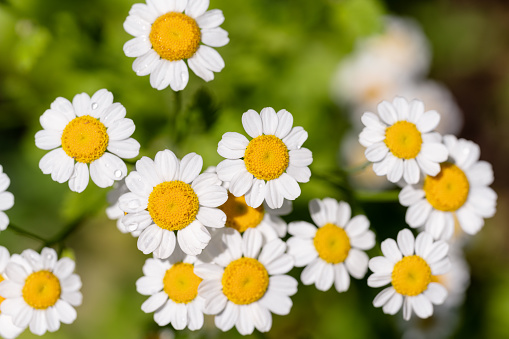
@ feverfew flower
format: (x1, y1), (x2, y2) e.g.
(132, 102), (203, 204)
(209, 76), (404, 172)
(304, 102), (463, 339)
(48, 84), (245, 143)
(0, 166), (14, 232)
(368, 229), (450, 320)
(217, 108), (312, 209)
(195, 228), (297, 335)
(287, 198), (375, 292)
(359, 97), (448, 185)
(119, 150), (228, 257)
(0, 246), (24, 339)
(0, 248), (82, 335)
(124, 0), (229, 91)
(35, 89), (140, 193)
(136, 248), (205, 330)
(219, 192), (291, 242)
(399, 135), (497, 240)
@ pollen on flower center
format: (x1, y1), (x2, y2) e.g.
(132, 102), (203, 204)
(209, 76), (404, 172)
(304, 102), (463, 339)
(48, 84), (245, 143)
(61, 115), (109, 163)
(244, 135), (289, 181)
(163, 263), (202, 304)
(313, 223), (351, 264)
(148, 180), (199, 231)
(22, 270), (61, 309)
(219, 193), (265, 233)
(149, 12), (201, 61)
(424, 163), (470, 212)
(222, 257), (269, 305)
(384, 121), (422, 159)
(392, 255), (431, 296)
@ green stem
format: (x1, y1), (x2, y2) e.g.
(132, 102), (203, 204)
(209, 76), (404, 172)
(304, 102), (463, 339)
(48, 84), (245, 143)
(346, 161), (371, 174)
(6, 224), (48, 243)
(43, 216), (87, 249)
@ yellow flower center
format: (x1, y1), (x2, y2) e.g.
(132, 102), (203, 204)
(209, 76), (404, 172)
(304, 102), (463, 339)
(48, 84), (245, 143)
(222, 257), (269, 305)
(244, 135), (289, 181)
(61, 115), (109, 163)
(219, 193), (265, 233)
(392, 255), (431, 296)
(384, 121), (422, 159)
(424, 163), (470, 212)
(0, 275), (4, 312)
(163, 263), (202, 304)
(148, 180), (199, 231)
(313, 223), (351, 264)
(22, 270), (61, 309)
(149, 12), (201, 61)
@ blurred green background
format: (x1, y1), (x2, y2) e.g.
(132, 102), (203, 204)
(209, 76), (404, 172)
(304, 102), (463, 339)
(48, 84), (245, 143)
(1, 0), (508, 338)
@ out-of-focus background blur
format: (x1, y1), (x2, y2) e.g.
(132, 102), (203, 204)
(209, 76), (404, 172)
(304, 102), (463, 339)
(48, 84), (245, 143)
(0, 0), (508, 338)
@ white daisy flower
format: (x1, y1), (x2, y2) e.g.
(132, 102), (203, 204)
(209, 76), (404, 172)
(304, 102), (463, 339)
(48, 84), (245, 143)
(359, 16), (431, 79)
(195, 228), (297, 335)
(0, 247), (82, 335)
(287, 198), (375, 292)
(399, 135), (497, 240)
(368, 229), (450, 320)
(136, 248), (205, 330)
(0, 165), (14, 232)
(359, 96), (448, 185)
(216, 107), (313, 209)
(119, 149), (228, 258)
(123, 0), (229, 91)
(35, 89), (141, 193)
(0, 246), (24, 339)
(219, 191), (291, 243)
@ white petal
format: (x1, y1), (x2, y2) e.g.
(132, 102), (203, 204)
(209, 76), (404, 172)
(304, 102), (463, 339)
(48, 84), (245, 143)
(414, 231), (434, 258)
(55, 300), (77, 324)
(258, 238), (286, 267)
(196, 9), (224, 29)
(107, 138), (140, 159)
(423, 240), (449, 264)
(123, 14), (151, 37)
(169, 60), (189, 91)
(141, 292), (168, 313)
(188, 54), (214, 81)
(229, 171), (253, 198)
(423, 282), (447, 305)
(90, 153), (127, 187)
(39, 148), (74, 184)
(35, 130), (62, 150)
(405, 199), (432, 227)
(137, 224), (163, 255)
(345, 214), (369, 237)
(411, 294), (433, 319)
(399, 185), (425, 207)
(382, 293), (403, 315)
(132, 50), (161, 76)
(365, 143), (389, 162)
(387, 157), (404, 183)
(316, 264), (334, 291)
(282, 126), (308, 150)
(201, 27), (229, 47)
(333, 263), (350, 292)
(288, 221), (316, 238)
(68, 162), (89, 193)
(124, 36), (151, 57)
(242, 228), (263, 258)
(214, 302), (238, 331)
(275, 109), (294, 139)
(153, 230), (177, 259)
(345, 249), (369, 279)
(403, 159), (420, 184)
(72, 92), (91, 117)
(416, 110), (440, 133)
(373, 286), (396, 308)
(150, 60), (173, 90)
(185, 0), (209, 18)
(259, 290), (293, 315)
(260, 107), (278, 135)
(397, 229), (415, 256)
(381, 238), (402, 263)
(368, 256), (394, 275)
(179, 152), (203, 183)
(300, 258), (323, 285)
(377, 101), (398, 125)
(242, 109), (263, 138)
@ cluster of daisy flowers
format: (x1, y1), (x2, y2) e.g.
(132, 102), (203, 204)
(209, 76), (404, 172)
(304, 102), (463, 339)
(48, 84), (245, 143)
(359, 96), (497, 323)
(0, 0), (499, 338)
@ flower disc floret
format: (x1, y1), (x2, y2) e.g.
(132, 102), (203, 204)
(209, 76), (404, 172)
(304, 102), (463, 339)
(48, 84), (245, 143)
(150, 12), (201, 61)
(220, 193), (265, 232)
(148, 180), (199, 231)
(313, 223), (351, 264)
(222, 257), (269, 305)
(61, 115), (109, 163)
(384, 121), (422, 159)
(22, 271), (61, 309)
(424, 163), (469, 212)
(163, 263), (202, 304)
(244, 135), (289, 181)
(391, 255), (431, 296)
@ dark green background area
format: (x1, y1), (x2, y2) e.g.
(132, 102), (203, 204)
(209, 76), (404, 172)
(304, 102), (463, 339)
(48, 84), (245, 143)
(0, 0), (508, 338)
